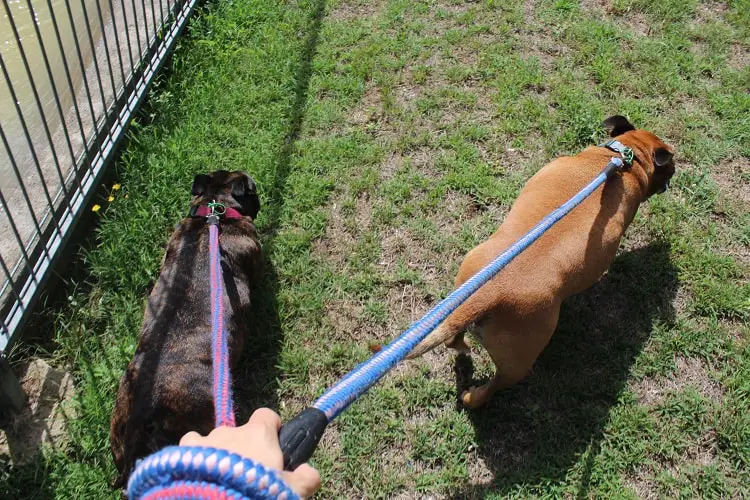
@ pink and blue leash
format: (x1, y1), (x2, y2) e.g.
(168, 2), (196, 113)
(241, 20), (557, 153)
(209, 216), (236, 428)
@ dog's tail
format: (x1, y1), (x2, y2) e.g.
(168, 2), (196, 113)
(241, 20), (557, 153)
(405, 314), (472, 359)
(368, 321), (463, 359)
(370, 312), (475, 359)
(367, 284), (490, 361)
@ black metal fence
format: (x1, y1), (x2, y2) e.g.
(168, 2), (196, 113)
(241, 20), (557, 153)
(0, 0), (198, 408)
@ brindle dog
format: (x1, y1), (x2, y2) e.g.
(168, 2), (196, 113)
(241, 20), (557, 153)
(110, 170), (262, 487)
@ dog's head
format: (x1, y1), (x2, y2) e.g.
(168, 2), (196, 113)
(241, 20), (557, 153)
(602, 115), (676, 198)
(190, 170), (261, 220)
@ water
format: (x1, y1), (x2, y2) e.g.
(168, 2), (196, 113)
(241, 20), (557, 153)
(0, 0), (164, 280)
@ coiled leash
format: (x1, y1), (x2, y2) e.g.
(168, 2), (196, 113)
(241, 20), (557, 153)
(127, 446), (299, 500)
(278, 145), (634, 470)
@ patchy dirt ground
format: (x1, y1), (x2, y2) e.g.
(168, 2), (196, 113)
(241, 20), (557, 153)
(631, 356), (723, 406)
(0, 359), (75, 464)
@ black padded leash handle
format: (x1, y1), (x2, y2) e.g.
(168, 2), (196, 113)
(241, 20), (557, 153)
(279, 407), (328, 471)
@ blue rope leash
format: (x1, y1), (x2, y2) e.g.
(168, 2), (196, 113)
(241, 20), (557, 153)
(314, 162), (619, 419)
(127, 446), (299, 499)
(279, 157), (625, 469)
(128, 155), (627, 498)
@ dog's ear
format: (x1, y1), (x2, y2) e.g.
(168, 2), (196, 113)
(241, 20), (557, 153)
(191, 174), (211, 196)
(231, 173), (255, 198)
(249, 189), (260, 219)
(602, 115), (636, 137)
(653, 147), (673, 168)
(232, 173), (261, 219)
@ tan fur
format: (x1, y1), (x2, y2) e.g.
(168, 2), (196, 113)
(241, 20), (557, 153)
(407, 125), (675, 408)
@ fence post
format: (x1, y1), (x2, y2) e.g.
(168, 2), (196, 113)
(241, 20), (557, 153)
(0, 355), (25, 412)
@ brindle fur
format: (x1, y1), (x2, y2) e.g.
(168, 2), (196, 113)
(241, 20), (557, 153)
(109, 170), (262, 487)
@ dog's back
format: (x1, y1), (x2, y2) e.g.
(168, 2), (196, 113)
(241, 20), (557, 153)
(110, 171), (262, 487)
(457, 127), (674, 311)
(457, 147), (642, 310)
(110, 220), (215, 486)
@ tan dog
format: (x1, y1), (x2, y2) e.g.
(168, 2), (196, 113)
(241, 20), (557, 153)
(407, 116), (675, 408)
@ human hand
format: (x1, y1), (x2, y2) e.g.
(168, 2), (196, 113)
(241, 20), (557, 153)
(180, 408), (321, 498)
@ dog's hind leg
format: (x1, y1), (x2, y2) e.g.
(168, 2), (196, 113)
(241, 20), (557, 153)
(445, 332), (471, 353)
(460, 302), (560, 409)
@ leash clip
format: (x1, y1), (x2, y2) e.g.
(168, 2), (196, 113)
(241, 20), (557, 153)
(600, 139), (634, 168)
(206, 200), (225, 225)
(621, 146), (634, 166)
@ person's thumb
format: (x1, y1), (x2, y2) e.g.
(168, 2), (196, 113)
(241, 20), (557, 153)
(281, 463), (321, 499)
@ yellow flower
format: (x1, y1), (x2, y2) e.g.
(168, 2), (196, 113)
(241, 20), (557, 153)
(92, 204), (101, 213)
(125, 194), (129, 199)
(112, 183), (121, 191)
(107, 195), (115, 202)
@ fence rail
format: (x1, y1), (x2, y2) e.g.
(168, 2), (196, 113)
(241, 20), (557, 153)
(0, 0), (198, 409)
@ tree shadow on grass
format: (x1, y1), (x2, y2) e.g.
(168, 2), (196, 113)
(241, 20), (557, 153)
(231, 0), (327, 420)
(450, 241), (678, 498)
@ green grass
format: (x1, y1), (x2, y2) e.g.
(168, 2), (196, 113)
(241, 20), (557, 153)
(3, 0), (749, 498)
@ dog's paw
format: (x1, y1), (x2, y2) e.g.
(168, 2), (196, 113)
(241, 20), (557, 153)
(460, 388), (472, 405)
(461, 386), (477, 408)
(461, 386), (488, 409)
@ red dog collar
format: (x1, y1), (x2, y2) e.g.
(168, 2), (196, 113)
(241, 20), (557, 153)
(193, 205), (244, 220)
